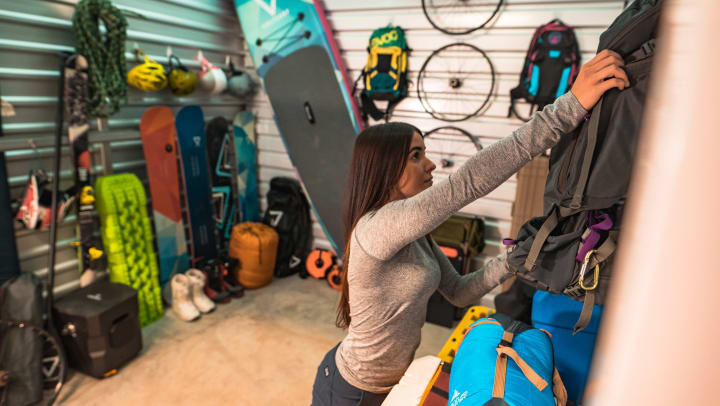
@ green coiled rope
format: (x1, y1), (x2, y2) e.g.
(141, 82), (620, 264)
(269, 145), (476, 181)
(72, 0), (128, 118)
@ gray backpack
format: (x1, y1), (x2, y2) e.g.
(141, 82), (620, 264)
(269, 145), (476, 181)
(506, 0), (664, 333)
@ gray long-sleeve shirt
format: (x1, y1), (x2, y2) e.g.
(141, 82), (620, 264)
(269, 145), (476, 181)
(334, 92), (588, 393)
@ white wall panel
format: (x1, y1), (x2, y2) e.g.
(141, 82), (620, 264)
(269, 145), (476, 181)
(301, 0), (625, 264)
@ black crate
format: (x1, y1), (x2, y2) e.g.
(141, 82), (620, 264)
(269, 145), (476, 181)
(53, 281), (142, 378)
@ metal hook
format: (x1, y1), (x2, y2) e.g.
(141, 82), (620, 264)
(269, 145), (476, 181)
(579, 250), (600, 291)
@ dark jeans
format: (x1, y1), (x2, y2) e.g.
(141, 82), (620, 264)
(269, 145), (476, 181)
(311, 343), (388, 406)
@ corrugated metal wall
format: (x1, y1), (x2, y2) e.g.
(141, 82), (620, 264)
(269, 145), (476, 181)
(0, 0), (247, 296)
(1, 0), (625, 297)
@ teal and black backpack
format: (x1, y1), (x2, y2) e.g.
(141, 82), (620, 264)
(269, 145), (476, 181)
(353, 26), (409, 122)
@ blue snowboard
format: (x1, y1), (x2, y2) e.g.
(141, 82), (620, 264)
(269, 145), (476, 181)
(176, 106), (217, 266)
(233, 111), (259, 223)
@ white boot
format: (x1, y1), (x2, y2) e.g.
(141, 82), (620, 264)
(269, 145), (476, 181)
(171, 274), (200, 322)
(186, 269), (216, 314)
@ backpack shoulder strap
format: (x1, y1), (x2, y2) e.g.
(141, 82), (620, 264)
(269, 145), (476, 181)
(360, 92), (386, 121)
(570, 98), (603, 211)
(552, 368), (568, 406)
(489, 329), (549, 403)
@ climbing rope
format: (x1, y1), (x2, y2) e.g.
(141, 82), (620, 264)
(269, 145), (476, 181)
(72, 0), (128, 118)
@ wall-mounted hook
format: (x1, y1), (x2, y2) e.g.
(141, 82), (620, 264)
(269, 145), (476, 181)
(132, 42), (142, 61)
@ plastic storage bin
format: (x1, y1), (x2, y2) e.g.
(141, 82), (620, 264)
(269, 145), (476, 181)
(531, 290), (603, 405)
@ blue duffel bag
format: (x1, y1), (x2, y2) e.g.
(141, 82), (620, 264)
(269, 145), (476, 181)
(448, 313), (566, 406)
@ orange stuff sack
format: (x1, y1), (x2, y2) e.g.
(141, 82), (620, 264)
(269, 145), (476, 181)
(229, 222), (279, 289)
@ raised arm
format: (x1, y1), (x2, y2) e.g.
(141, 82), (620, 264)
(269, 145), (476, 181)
(354, 92), (587, 260)
(353, 48), (630, 261)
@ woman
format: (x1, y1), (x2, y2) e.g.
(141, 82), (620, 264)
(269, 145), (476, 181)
(311, 50), (630, 406)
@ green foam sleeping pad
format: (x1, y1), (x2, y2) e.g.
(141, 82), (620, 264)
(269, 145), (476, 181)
(95, 173), (163, 327)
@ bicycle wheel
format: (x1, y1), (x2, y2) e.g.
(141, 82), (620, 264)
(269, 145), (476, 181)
(0, 320), (66, 406)
(417, 43), (496, 122)
(422, 0), (504, 35)
(423, 126), (482, 169)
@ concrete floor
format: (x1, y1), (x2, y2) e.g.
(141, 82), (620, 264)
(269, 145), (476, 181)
(57, 276), (456, 405)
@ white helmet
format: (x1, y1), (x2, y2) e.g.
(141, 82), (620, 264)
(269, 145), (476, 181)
(198, 55), (227, 95)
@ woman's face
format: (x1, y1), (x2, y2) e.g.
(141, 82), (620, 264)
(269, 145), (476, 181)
(393, 131), (437, 199)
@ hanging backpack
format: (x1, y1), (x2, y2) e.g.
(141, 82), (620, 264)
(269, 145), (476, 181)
(354, 26), (409, 122)
(261, 177), (312, 278)
(508, 20), (581, 121)
(449, 313), (567, 406)
(505, 0), (664, 333)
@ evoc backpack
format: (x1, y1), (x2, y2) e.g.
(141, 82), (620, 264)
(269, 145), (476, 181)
(509, 20), (580, 121)
(505, 0), (664, 333)
(354, 26), (409, 122)
(262, 177), (312, 277)
(449, 314), (567, 406)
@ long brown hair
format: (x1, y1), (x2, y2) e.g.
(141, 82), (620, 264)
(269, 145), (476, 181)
(336, 122), (421, 328)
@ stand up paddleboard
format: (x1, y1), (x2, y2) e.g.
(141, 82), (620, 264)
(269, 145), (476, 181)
(235, 0), (363, 253)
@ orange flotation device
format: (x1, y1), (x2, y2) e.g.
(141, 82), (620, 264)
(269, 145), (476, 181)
(306, 249), (334, 279)
(229, 222), (278, 289)
(326, 264), (342, 291)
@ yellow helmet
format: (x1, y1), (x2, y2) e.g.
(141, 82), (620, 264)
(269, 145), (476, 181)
(167, 55), (198, 96)
(128, 50), (168, 91)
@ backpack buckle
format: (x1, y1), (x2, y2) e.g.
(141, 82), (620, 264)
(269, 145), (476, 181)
(579, 250), (599, 291)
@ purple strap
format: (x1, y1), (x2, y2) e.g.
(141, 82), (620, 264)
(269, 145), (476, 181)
(576, 211), (613, 262)
(503, 239), (518, 246)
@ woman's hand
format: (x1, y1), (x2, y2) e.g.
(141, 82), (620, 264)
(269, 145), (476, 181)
(570, 49), (631, 111)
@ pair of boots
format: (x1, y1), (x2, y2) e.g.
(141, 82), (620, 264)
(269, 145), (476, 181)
(202, 258), (245, 304)
(171, 269), (216, 322)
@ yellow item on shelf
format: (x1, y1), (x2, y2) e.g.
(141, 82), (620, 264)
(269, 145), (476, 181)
(437, 305), (494, 364)
(229, 222), (278, 289)
(127, 50), (168, 91)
